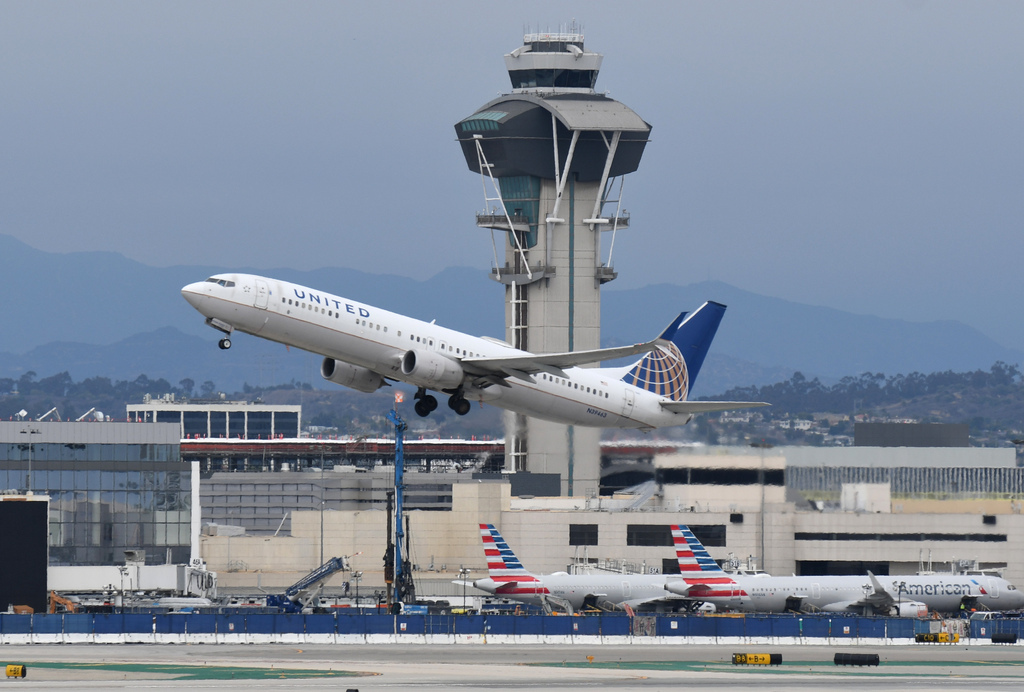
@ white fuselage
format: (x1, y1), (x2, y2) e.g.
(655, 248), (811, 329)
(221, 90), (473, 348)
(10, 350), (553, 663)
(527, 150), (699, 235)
(182, 273), (692, 429)
(688, 573), (1024, 614)
(474, 573), (688, 610)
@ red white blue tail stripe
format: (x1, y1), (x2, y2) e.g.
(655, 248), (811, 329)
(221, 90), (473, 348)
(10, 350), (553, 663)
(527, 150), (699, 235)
(480, 523), (548, 596)
(670, 524), (747, 599)
(672, 524), (724, 573)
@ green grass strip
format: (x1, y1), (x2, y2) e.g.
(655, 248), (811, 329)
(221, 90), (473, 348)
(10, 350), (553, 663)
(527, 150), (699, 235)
(22, 661), (362, 680)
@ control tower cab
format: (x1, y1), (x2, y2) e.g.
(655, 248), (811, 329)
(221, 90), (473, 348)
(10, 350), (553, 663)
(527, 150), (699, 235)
(455, 31), (651, 496)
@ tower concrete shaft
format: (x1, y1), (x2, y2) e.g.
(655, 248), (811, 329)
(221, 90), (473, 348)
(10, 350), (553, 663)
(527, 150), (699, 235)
(456, 30), (651, 496)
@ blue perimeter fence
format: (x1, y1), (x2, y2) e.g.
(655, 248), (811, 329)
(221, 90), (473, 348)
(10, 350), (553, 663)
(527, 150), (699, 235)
(0, 613), (1017, 639)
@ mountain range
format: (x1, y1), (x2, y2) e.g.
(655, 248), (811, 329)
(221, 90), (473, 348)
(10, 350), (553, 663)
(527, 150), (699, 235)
(1, 234), (1020, 397)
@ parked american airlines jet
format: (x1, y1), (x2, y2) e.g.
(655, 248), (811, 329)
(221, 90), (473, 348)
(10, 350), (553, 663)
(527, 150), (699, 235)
(462, 523), (687, 613)
(666, 524), (1024, 616)
(181, 274), (765, 428)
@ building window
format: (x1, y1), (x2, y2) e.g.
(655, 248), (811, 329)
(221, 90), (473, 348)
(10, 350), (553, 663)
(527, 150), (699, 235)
(626, 524), (672, 547)
(569, 524), (598, 546)
(690, 525), (727, 547)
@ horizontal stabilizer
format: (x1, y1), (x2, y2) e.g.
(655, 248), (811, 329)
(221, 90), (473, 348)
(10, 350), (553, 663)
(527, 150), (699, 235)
(660, 401), (770, 414)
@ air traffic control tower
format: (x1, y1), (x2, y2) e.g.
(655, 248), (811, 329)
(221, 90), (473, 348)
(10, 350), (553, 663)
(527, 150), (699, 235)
(455, 31), (651, 496)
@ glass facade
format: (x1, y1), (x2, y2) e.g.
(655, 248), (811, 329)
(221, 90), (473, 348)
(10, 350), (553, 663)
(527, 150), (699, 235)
(127, 402), (301, 439)
(0, 426), (189, 566)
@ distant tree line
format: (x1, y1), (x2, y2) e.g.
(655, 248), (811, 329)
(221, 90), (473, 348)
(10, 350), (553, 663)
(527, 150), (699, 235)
(0, 371), (322, 421)
(713, 361), (1022, 416)
(0, 371), (179, 401)
(3, 362), (1022, 431)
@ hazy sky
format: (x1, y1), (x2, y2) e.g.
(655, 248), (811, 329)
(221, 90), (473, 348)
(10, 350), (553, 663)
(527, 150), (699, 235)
(3, 2), (1023, 348)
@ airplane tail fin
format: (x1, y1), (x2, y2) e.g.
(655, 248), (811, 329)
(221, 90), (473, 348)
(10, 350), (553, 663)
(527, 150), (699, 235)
(671, 524), (727, 574)
(620, 302), (726, 401)
(480, 523), (534, 579)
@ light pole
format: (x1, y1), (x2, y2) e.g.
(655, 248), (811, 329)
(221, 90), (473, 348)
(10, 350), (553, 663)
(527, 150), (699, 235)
(352, 571), (362, 605)
(319, 453), (325, 566)
(750, 441), (773, 572)
(458, 567), (470, 611)
(20, 427), (40, 495)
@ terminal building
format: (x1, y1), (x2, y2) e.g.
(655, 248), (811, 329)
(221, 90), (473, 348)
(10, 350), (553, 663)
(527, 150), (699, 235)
(0, 420), (194, 566)
(199, 441), (1024, 595)
(127, 394), (301, 440)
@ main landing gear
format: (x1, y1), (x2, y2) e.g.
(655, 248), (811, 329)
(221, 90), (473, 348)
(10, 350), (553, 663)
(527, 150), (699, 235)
(448, 394), (471, 416)
(218, 338), (232, 350)
(413, 388), (471, 417)
(414, 389), (438, 417)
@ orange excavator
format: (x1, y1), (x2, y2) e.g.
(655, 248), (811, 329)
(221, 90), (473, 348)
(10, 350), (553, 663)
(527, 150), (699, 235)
(48, 591), (79, 614)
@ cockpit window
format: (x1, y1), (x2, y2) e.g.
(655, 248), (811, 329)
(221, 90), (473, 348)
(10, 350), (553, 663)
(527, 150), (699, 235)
(204, 278), (235, 287)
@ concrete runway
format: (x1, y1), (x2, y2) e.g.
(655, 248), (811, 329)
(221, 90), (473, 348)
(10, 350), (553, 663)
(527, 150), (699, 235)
(4, 643), (1024, 690)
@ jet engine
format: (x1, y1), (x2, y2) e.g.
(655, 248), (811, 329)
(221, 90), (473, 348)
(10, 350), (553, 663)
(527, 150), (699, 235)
(320, 358), (387, 393)
(892, 600), (928, 618)
(400, 349), (464, 390)
(663, 581), (693, 597)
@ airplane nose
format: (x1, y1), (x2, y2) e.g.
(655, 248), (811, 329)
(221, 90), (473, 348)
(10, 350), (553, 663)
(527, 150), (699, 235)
(181, 282), (207, 310)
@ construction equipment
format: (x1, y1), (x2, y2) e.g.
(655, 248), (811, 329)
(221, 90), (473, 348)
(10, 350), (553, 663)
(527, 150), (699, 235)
(48, 591), (79, 614)
(266, 555), (349, 613)
(385, 407), (416, 611)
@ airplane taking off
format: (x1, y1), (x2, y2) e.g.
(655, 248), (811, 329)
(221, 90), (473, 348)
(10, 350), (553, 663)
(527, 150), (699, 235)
(666, 525), (1024, 616)
(181, 274), (766, 429)
(462, 523), (689, 613)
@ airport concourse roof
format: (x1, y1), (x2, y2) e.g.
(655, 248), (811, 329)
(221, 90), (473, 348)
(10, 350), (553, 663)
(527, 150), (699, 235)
(647, 444), (1017, 469)
(781, 445), (1017, 469)
(478, 93), (651, 132)
(0, 420), (180, 445)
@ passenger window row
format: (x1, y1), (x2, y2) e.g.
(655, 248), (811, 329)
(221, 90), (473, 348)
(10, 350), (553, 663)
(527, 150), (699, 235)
(540, 373), (610, 399)
(281, 292), (488, 359)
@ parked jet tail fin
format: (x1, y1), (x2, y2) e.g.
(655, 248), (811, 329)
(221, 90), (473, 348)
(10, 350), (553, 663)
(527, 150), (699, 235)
(480, 523), (534, 579)
(671, 524), (727, 574)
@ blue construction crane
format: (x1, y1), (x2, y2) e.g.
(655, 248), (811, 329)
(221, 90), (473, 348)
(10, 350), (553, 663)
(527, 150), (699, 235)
(386, 406), (416, 609)
(266, 555), (349, 613)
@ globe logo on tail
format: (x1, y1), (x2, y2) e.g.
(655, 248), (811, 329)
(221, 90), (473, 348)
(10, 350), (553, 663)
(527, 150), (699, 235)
(623, 342), (689, 401)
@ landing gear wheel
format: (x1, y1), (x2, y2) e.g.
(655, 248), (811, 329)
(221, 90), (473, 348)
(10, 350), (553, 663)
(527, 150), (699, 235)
(414, 400), (430, 417)
(423, 395), (438, 412)
(218, 338), (232, 350)
(450, 395), (473, 415)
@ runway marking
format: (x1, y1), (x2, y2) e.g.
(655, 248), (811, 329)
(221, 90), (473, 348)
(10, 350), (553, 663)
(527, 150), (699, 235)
(26, 662), (369, 680)
(534, 660), (1024, 678)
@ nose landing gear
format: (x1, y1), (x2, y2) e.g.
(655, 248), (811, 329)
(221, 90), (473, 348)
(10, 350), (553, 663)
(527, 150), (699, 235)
(218, 338), (232, 350)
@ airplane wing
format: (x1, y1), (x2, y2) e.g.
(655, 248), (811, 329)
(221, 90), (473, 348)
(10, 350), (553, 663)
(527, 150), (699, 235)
(820, 573), (896, 614)
(856, 572), (897, 611)
(660, 401), (770, 414)
(461, 339), (665, 382)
